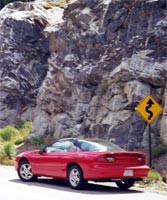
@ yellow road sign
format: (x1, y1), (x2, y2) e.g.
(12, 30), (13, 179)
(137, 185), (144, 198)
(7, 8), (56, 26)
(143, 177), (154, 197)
(135, 95), (163, 124)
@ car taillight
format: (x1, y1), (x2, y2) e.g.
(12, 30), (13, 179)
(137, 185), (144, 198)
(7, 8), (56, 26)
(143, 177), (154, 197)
(96, 155), (116, 163)
(106, 157), (115, 162)
(137, 157), (145, 164)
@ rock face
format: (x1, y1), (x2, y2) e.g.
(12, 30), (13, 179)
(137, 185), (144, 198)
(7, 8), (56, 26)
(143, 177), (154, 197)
(0, 0), (64, 126)
(0, 0), (167, 150)
(0, 1), (49, 126)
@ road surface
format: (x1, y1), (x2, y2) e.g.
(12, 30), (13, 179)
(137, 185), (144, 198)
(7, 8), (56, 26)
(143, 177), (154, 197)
(0, 165), (166, 200)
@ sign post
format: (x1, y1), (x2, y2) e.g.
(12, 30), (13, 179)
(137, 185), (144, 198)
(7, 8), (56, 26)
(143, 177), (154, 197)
(148, 124), (152, 168)
(135, 94), (163, 168)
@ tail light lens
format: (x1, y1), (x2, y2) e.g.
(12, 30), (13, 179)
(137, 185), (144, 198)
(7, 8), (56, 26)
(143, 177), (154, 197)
(96, 155), (116, 163)
(106, 157), (115, 162)
(137, 157), (145, 164)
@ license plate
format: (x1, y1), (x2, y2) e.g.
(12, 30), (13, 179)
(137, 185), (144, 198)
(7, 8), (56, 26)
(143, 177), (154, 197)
(123, 169), (134, 176)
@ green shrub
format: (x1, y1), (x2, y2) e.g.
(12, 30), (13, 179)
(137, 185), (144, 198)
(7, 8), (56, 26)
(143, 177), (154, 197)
(0, 151), (8, 164)
(0, 122), (33, 165)
(152, 143), (167, 158)
(144, 169), (162, 183)
(19, 121), (32, 137)
(21, 121), (32, 130)
(14, 137), (24, 145)
(0, 126), (19, 141)
(3, 142), (16, 160)
(0, 151), (14, 165)
(30, 134), (45, 148)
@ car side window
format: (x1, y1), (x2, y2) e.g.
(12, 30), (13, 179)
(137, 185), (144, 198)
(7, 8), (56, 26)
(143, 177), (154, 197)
(45, 141), (71, 152)
(80, 142), (92, 151)
(80, 141), (104, 151)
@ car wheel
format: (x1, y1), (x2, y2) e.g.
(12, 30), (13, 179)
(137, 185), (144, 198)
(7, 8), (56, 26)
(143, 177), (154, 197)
(68, 165), (86, 189)
(18, 160), (37, 182)
(116, 179), (135, 190)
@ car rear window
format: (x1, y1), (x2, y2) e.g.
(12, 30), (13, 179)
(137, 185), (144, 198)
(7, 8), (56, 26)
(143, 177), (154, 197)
(79, 140), (125, 152)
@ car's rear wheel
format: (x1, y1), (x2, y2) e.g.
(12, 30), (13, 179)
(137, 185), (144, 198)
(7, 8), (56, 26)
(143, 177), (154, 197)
(18, 160), (37, 182)
(67, 165), (86, 189)
(116, 179), (135, 190)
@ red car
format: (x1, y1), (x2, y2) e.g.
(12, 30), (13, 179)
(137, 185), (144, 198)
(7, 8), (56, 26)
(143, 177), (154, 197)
(14, 138), (150, 190)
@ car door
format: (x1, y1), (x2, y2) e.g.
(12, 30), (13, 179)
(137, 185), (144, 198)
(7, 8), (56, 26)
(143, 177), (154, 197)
(31, 140), (72, 178)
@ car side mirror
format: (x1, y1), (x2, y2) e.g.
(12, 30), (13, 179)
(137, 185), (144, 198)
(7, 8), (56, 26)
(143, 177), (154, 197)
(39, 148), (45, 154)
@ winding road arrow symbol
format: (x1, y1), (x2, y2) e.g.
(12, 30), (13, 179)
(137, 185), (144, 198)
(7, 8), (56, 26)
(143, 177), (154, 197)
(145, 99), (154, 120)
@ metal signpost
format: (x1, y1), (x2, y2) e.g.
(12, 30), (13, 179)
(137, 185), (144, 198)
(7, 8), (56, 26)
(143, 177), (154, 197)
(135, 95), (163, 168)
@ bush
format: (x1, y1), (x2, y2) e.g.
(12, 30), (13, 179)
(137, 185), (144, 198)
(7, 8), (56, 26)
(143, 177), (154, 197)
(19, 121), (32, 137)
(0, 122), (33, 165)
(0, 151), (14, 165)
(30, 134), (45, 148)
(0, 152), (9, 165)
(21, 121), (32, 130)
(0, 126), (19, 141)
(14, 137), (24, 145)
(3, 142), (16, 160)
(144, 169), (162, 183)
(152, 143), (167, 158)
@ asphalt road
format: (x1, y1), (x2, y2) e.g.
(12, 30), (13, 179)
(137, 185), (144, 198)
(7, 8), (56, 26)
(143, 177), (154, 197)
(0, 165), (166, 200)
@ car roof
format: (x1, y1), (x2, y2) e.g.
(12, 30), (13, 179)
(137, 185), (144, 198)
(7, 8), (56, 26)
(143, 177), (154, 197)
(58, 137), (104, 141)
(59, 137), (109, 143)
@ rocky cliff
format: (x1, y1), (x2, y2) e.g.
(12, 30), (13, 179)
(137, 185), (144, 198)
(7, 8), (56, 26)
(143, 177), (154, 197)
(0, 0), (167, 151)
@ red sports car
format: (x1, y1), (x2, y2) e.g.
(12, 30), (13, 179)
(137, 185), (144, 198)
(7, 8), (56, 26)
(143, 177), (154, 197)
(14, 138), (150, 190)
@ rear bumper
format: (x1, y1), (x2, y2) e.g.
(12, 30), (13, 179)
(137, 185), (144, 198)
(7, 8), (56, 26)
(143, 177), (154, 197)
(84, 165), (150, 180)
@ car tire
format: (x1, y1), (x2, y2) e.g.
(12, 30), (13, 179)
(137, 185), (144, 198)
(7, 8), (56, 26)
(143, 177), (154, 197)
(116, 179), (135, 190)
(18, 160), (37, 182)
(67, 165), (86, 189)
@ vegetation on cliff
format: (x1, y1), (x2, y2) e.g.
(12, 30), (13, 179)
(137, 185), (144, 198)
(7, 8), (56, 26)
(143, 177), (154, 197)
(0, 121), (32, 165)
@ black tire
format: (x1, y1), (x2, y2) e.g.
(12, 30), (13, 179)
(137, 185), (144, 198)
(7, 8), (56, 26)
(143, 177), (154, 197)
(116, 179), (135, 190)
(18, 160), (37, 182)
(67, 165), (86, 189)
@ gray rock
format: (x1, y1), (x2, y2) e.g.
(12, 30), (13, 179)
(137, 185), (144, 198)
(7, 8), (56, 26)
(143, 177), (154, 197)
(0, 1), (63, 127)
